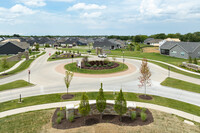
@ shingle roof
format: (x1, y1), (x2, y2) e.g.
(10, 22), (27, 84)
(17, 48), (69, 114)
(0, 41), (30, 49)
(160, 41), (200, 53)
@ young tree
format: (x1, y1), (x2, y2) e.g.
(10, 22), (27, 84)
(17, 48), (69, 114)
(64, 70), (74, 94)
(138, 58), (151, 96)
(35, 43), (39, 51)
(96, 83), (106, 121)
(193, 58), (198, 65)
(189, 56), (192, 63)
(114, 89), (127, 121)
(29, 49), (32, 55)
(1, 58), (9, 74)
(78, 92), (91, 124)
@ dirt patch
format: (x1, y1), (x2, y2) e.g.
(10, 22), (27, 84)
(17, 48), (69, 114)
(61, 94), (74, 100)
(52, 108), (154, 130)
(139, 95), (153, 100)
(142, 47), (160, 53)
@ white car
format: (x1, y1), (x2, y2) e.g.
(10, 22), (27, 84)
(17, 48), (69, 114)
(98, 54), (107, 58)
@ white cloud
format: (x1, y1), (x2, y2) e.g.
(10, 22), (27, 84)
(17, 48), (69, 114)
(19, 0), (46, 7)
(10, 4), (36, 14)
(81, 12), (102, 18)
(50, 0), (75, 2)
(67, 3), (106, 11)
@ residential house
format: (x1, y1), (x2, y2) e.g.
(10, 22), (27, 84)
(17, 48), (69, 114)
(93, 38), (123, 50)
(160, 41), (200, 59)
(0, 41), (30, 55)
(159, 38), (181, 47)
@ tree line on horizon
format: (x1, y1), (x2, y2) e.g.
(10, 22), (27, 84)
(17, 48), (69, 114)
(0, 32), (200, 43)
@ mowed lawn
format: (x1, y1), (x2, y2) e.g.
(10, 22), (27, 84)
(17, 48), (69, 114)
(0, 80), (33, 91)
(161, 77), (200, 93)
(0, 60), (19, 72)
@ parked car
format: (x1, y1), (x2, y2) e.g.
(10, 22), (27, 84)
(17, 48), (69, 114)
(98, 54), (107, 58)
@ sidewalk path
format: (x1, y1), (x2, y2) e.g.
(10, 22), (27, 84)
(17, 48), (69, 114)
(0, 51), (43, 75)
(125, 56), (200, 76)
(0, 100), (199, 123)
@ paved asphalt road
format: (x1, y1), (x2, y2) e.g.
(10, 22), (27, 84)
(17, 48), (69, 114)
(0, 48), (200, 106)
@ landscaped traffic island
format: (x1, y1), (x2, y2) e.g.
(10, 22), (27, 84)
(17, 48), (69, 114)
(64, 57), (128, 74)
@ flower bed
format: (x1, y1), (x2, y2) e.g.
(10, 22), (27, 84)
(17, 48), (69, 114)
(82, 61), (119, 70)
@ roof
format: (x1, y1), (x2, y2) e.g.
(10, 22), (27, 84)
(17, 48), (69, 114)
(148, 39), (163, 43)
(0, 41), (30, 49)
(160, 41), (200, 53)
(144, 38), (154, 43)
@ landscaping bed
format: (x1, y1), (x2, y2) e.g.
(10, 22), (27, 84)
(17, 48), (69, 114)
(82, 61), (119, 70)
(52, 107), (153, 129)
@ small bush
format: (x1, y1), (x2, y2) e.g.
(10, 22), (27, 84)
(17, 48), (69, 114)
(86, 63), (91, 67)
(108, 63), (112, 67)
(141, 107), (146, 113)
(60, 112), (64, 119)
(93, 65), (97, 68)
(103, 65), (106, 67)
(60, 107), (63, 111)
(56, 117), (62, 124)
(57, 111), (61, 117)
(68, 115), (74, 122)
(140, 112), (147, 121)
(98, 65), (102, 67)
(131, 112), (137, 120)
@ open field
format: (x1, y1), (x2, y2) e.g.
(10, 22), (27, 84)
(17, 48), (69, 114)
(1, 92), (200, 116)
(0, 80), (33, 92)
(142, 47), (160, 53)
(0, 109), (199, 133)
(161, 77), (200, 93)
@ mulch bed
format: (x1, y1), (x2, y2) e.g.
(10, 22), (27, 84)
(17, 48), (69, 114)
(82, 61), (119, 70)
(139, 95), (153, 100)
(61, 94), (74, 100)
(52, 108), (154, 129)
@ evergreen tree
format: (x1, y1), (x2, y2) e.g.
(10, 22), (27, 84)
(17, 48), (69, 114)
(193, 58), (198, 65)
(78, 92), (91, 124)
(96, 83), (106, 121)
(189, 56), (192, 63)
(114, 89), (127, 121)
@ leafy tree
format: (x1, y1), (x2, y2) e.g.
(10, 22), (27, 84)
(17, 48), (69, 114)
(29, 49), (32, 55)
(1, 58), (9, 74)
(188, 56), (192, 63)
(114, 89), (127, 121)
(64, 70), (74, 94)
(78, 92), (91, 124)
(138, 58), (151, 95)
(193, 58), (198, 65)
(96, 83), (106, 120)
(135, 43), (141, 51)
(35, 43), (39, 51)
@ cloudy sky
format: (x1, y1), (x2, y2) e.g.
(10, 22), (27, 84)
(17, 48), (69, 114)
(0, 0), (200, 35)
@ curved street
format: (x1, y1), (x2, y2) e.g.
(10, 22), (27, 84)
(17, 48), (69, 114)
(0, 48), (200, 106)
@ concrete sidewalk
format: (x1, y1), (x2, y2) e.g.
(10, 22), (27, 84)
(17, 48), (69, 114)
(0, 100), (199, 123)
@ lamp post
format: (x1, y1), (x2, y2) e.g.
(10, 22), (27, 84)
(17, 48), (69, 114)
(28, 70), (30, 83)
(168, 66), (170, 77)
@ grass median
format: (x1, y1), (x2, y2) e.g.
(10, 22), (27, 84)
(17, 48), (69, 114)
(161, 77), (200, 93)
(0, 80), (33, 92)
(0, 92), (200, 117)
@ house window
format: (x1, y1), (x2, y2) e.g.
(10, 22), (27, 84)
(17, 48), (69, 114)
(181, 52), (185, 56)
(171, 51), (177, 54)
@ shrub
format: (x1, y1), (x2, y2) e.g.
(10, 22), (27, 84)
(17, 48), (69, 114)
(86, 63), (91, 67)
(103, 65), (106, 67)
(68, 115), (74, 122)
(131, 112), (137, 120)
(108, 63), (112, 67)
(57, 111), (61, 117)
(60, 107), (63, 111)
(93, 65), (97, 68)
(141, 107), (146, 113)
(104, 58), (109, 64)
(56, 117), (62, 124)
(140, 112), (147, 121)
(193, 58), (198, 65)
(98, 65), (102, 67)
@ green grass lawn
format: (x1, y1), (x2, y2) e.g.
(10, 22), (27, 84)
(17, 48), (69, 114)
(0, 80), (33, 92)
(29, 51), (40, 56)
(0, 52), (46, 78)
(161, 77), (200, 93)
(0, 109), (54, 133)
(65, 61), (128, 74)
(0, 92), (200, 117)
(0, 60), (19, 72)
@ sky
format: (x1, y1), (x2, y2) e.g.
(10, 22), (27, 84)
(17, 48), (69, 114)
(0, 0), (200, 36)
